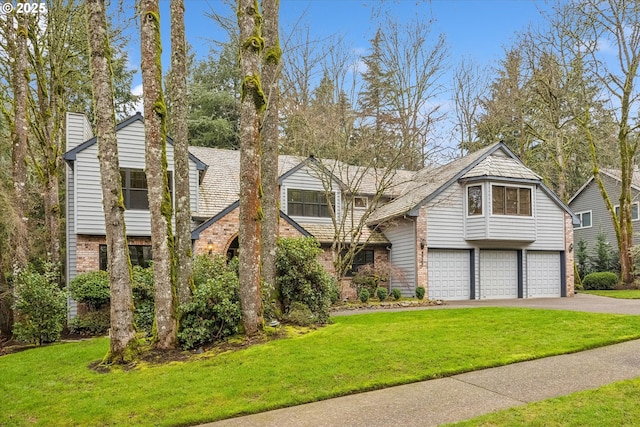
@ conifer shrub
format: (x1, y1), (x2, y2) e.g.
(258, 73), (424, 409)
(376, 286), (388, 301)
(391, 288), (402, 300)
(359, 288), (370, 303)
(415, 286), (426, 300)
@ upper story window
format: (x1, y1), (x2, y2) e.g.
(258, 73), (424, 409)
(575, 211), (592, 229)
(467, 185), (482, 216)
(614, 203), (639, 221)
(353, 196), (368, 209)
(287, 189), (332, 218)
(120, 168), (173, 210)
(492, 185), (531, 216)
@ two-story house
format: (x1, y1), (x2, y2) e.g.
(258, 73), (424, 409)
(64, 113), (577, 314)
(569, 169), (640, 253)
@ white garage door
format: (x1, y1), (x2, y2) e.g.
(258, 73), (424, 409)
(527, 251), (561, 298)
(480, 250), (518, 299)
(428, 250), (470, 300)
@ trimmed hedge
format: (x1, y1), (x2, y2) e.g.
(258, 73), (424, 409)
(582, 271), (618, 290)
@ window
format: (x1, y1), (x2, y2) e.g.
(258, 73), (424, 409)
(120, 168), (173, 210)
(492, 185), (531, 216)
(344, 249), (374, 277)
(287, 189), (332, 217)
(99, 244), (153, 270)
(467, 185), (482, 216)
(575, 211), (592, 229)
(614, 203), (639, 221)
(353, 196), (368, 209)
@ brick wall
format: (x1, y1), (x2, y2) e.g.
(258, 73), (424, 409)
(565, 212), (575, 296)
(415, 206), (428, 291)
(76, 235), (152, 273)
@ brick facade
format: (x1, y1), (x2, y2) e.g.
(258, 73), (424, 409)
(565, 212), (575, 297)
(76, 235), (152, 273)
(415, 207), (428, 290)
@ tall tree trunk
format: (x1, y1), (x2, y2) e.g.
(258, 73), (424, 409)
(260, 0), (280, 308)
(238, 0), (264, 335)
(85, 0), (137, 363)
(11, 8), (29, 274)
(140, 0), (177, 349)
(170, 0), (193, 308)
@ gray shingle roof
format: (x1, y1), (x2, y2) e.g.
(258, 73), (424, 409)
(367, 143), (505, 225)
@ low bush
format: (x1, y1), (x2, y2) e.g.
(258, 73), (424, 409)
(68, 309), (110, 336)
(69, 270), (110, 310)
(276, 237), (337, 323)
(583, 271), (618, 290)
(285, 302), (314, 326)
(359, 288), (370, 303)
(376, 287), (388, 301)
(415, 286), (425, 300)
(178, 268), (241, 350)
(352, 263), (388, 297)
(12, 263), (66, 345)
(391, 288), (402, 300)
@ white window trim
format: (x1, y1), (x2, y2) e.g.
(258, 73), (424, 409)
(489, 183), (534, 217)
(466, 184), (483, 217)
(614, 202), (640, 221)
(575, 210), (593, 229)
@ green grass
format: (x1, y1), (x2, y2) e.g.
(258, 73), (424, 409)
(448, 377), (640, 426)
(3, 308), (640, 426)
(582, 289), (640, 299)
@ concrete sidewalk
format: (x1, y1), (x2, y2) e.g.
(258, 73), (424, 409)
(201, 295), (640, 427)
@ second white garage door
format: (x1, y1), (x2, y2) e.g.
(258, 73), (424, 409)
(428, 249), (470, 300)
(480, 250), (518, 299)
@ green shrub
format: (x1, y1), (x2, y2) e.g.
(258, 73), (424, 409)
(359, 288), (370, 303)
(276, 237), (337, 323)
(12, 263), (66, 345)
(132, 266), (155, 334)
(391, 288), (402, 300)
(415, 286), (425, 300)
(178, 269), (241, 350)
(69, 270), (110, 310)
(583, 271), (618, 290)
(376, 287), (388, 301)
(352, 263), (388, 297)
(68, 309), (110, 336)
(193, 254), (229, 288)
(285, 302), (314, 326)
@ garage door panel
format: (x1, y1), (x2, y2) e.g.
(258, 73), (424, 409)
(480, 250), (517, 299)
(527, 252), (561, 297)
(428, 250), (470, 300)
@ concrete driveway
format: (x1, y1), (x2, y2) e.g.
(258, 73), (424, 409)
(332, 292), (640, 317)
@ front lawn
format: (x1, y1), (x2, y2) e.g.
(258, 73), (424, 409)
(449, 376), (640, 426)
(3, 308), (640, 426)
(582, 289), (640, 299)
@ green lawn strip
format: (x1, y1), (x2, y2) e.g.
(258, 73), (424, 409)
(582, 289), (640, 299)
(447, 377), (640, 427)
(3, 308), (640, 426)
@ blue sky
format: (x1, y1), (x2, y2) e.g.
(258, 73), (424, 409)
(128, 0), (549, 91)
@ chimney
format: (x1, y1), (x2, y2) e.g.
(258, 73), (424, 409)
(65, 112), (93, 152)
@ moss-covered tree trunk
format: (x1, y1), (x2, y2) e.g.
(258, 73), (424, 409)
(85, 0), (137, 363)
(238, 0), (264, 335)
(170, 0), (193, 307)
(11, 8), (29, 274)
(140, 0), (178, 349)
(260, 0), (280, 307)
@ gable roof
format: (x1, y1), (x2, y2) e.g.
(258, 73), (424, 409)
(367, 142), (577, 225)
(190, 200), (311, 240)
(569, 168), (640, 205)
(62, 112), (208, 172)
